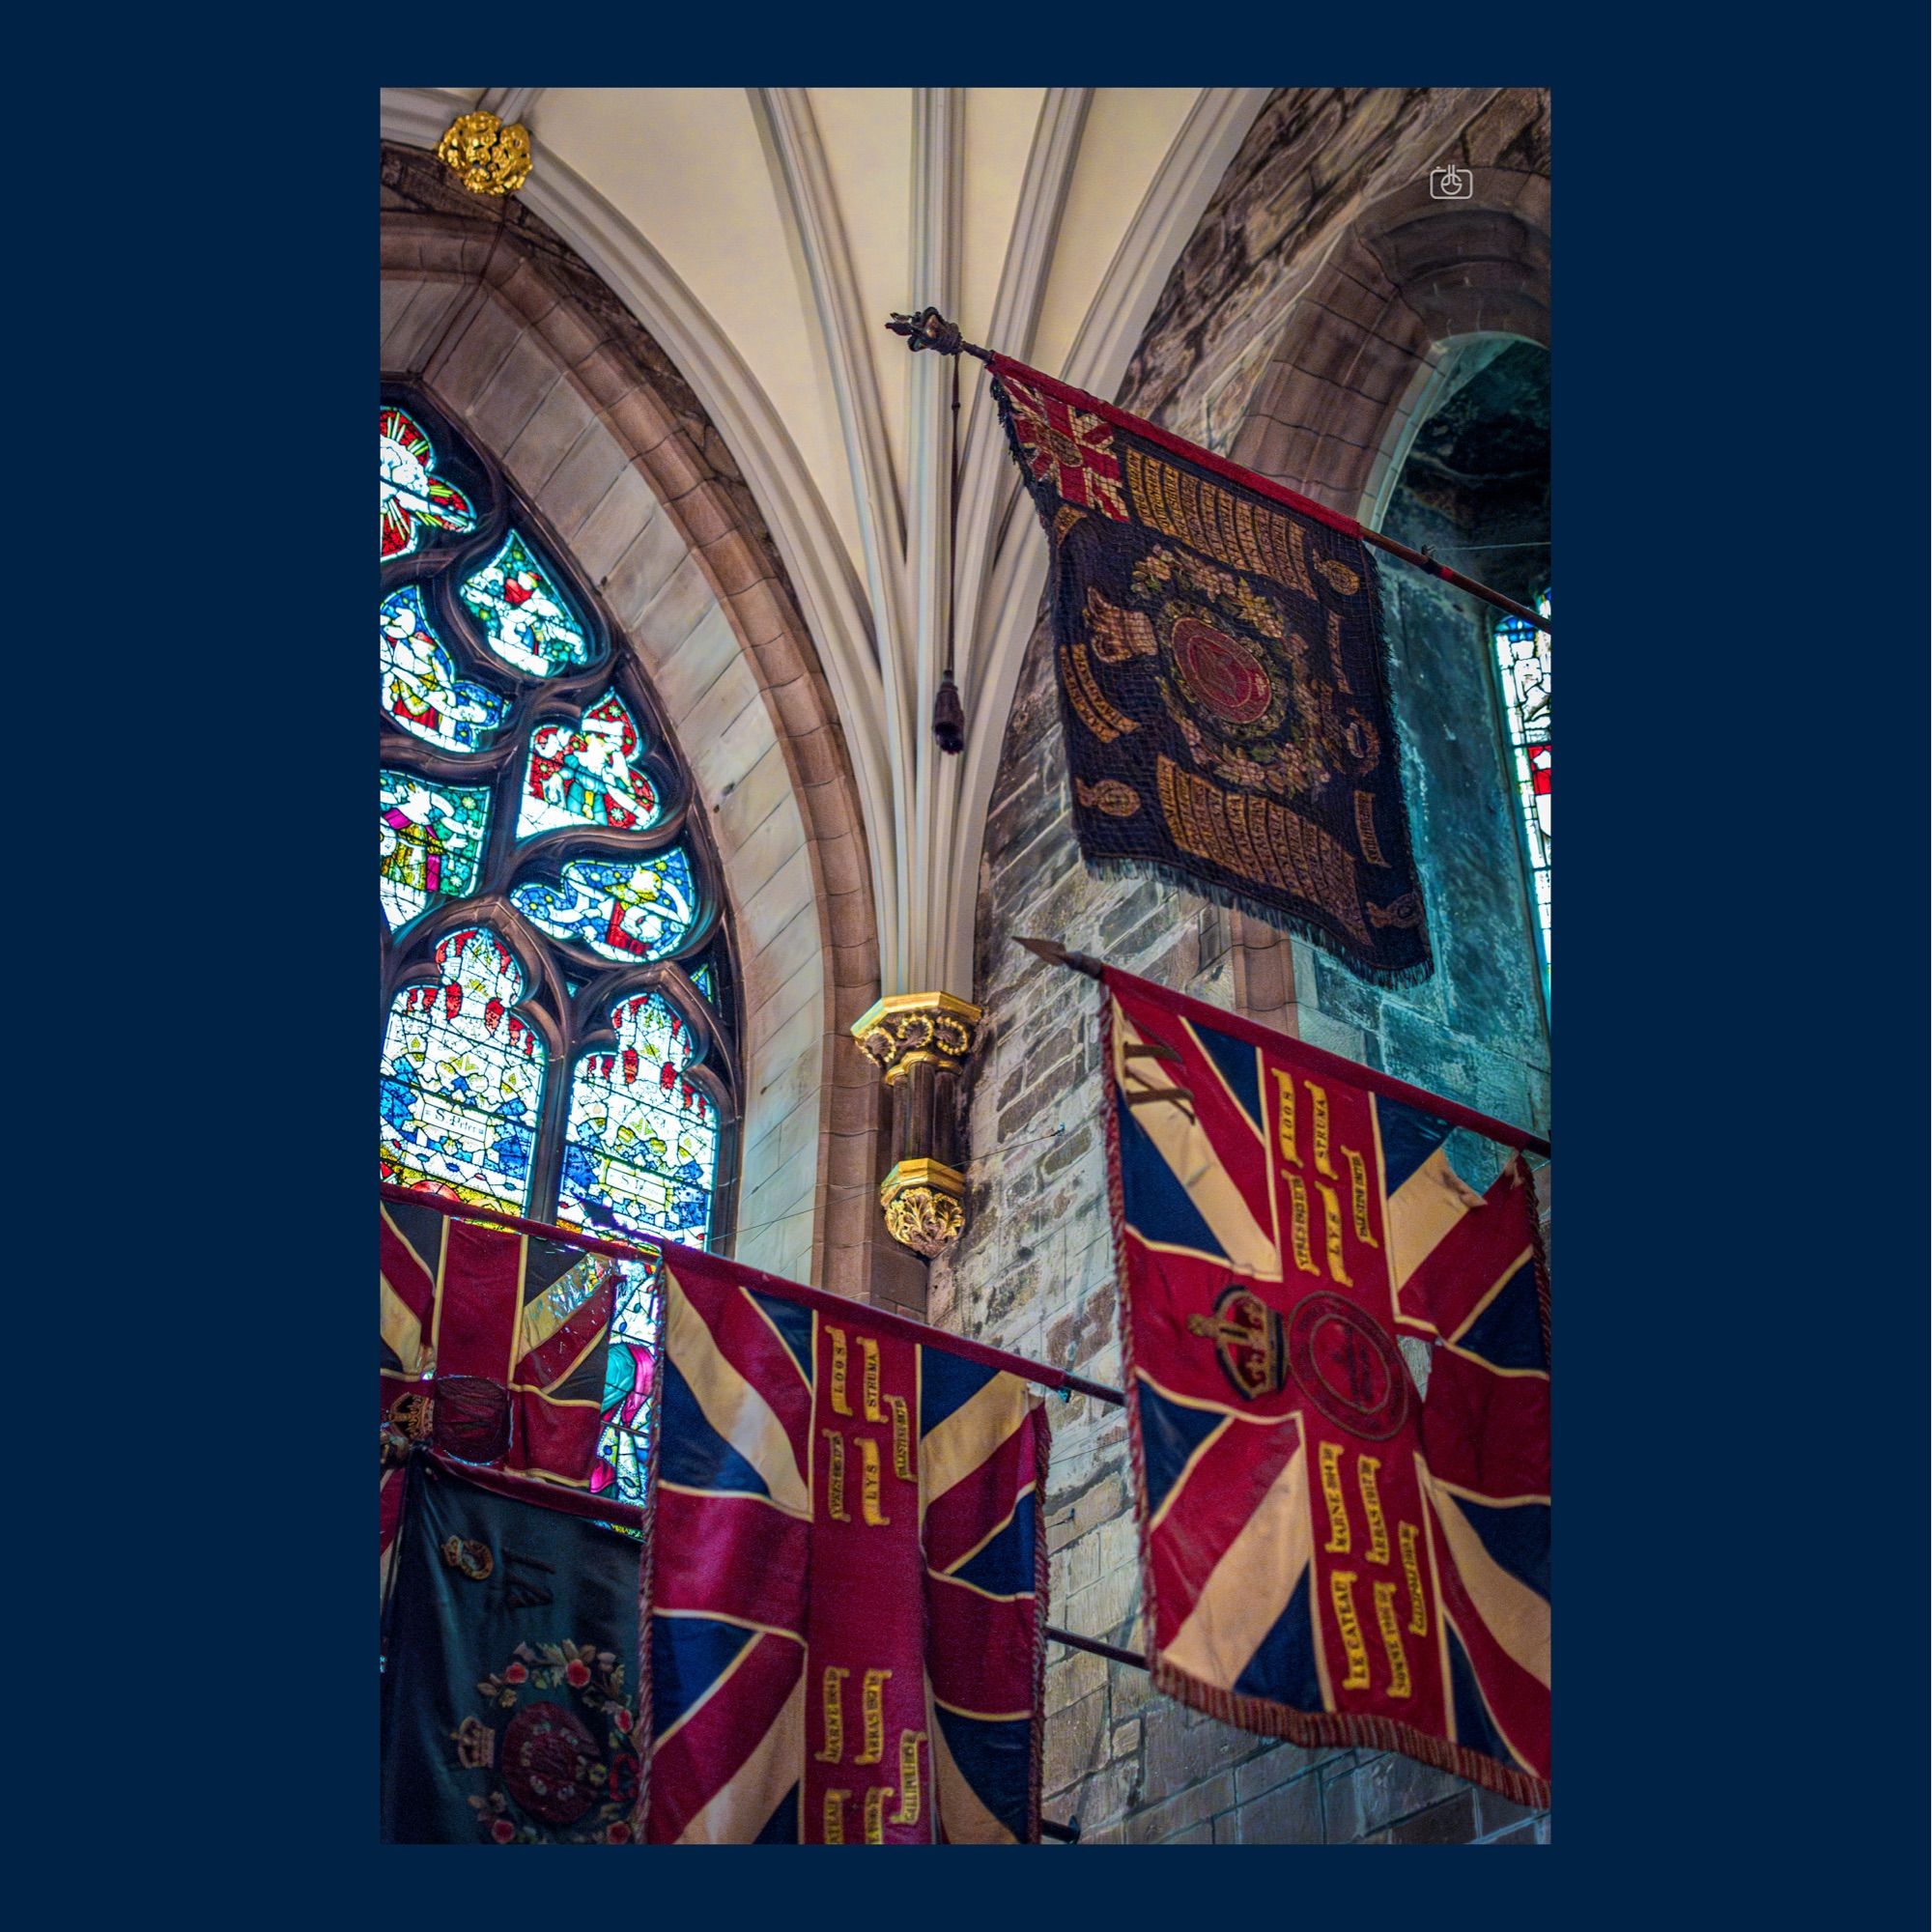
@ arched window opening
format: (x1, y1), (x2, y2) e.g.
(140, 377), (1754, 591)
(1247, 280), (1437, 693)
(1377, 339), (1550, 1029)
(377, 392), (737, 1506)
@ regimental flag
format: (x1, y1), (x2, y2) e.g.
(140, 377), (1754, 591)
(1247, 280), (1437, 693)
(380, 1199), (621, 1579)
(641, 1245), (1051, 1844)
(380, 1453), (643, 1844)
(1099, 965), (1549, 1804)
(987, 354), (1431, 985)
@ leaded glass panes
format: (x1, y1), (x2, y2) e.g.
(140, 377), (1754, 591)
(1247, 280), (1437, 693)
(559, 994), (718, 1247)
(518, 691), (662, 838)
(380, 393), (732, 1304)
(380, 926), (546, 1211)
(593, 1256), (663, 1509)
(380, 405), (476, 560)
(1493, 589), (1550, 976)
(380, 773), (491, 928)
(459, 531), (595, 677)
(381, 587), (511, 752)
(510, 849), (699, 963)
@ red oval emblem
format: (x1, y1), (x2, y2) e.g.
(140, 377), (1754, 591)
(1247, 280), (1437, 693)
(1286, 1292), (1410, 1441)
(499, 1702), (601, 1826)
(1172, 617), (1273, 725)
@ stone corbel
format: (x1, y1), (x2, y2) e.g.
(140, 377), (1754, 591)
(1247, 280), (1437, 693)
(850, 992), (984, 1259)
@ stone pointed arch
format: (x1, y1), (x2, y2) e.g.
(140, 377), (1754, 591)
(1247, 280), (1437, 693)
(1211, 139), (1549, 1037)
(381, 143), (886, 1300)
(1228, 166), (1550, 528)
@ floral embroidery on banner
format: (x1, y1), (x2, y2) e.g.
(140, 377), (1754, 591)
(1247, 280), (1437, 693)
(1003, 376), (1131, 521)
(456, 1638), (639, 1844)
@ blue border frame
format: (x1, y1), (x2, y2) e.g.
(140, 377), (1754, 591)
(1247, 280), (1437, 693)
(59, 13), (1927, 1918)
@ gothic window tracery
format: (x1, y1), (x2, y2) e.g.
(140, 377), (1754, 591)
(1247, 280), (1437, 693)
(378, 394), (732, 1503)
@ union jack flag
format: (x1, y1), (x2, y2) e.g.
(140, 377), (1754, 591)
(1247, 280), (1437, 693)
(380, 1198), (619, 1580)
(639, 1245), (1051, 1843)
(1100, 967), (1549, 1805)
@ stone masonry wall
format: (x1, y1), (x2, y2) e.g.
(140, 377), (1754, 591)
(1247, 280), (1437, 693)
(926, 88), (1550, 1846)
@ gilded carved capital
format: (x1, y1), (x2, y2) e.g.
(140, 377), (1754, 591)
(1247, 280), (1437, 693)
(849, 991), (984, 1085)
(879, 1161), (967, 1261)
(436, 110), (533, 197)
(853, 994), (982, 1258)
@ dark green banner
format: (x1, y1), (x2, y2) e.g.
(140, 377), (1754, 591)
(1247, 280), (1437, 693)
(380, 1455), (642, 1843)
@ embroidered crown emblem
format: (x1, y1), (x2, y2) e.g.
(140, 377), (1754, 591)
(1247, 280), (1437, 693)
(1188, 1285), (1288, 1401)
(440, 1535), (495, 1581)
(453, 1714), (497, 1769)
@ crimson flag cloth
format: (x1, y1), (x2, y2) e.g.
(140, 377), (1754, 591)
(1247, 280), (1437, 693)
(987, 354), (1431, 985)
(381, 1453), (643, 1844)
(1099, 966), (1549, 1805)
(637, 1245), (1052, 1844)
(380, 1198), (620, 1582)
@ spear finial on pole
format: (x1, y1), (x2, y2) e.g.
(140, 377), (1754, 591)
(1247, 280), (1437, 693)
(886, 306), (990, 363)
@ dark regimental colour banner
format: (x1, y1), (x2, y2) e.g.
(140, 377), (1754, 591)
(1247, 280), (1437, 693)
(1099, 965), (1548, 1804)
(988, 355), (1432, 984)
(381, 1454), (644, 1844)
(640, 1246), (1051, 1843)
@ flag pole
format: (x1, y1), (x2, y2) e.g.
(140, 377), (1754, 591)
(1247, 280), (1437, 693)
(1015, 938), (1552, 1159)
(380, 1182), (1125, 1406)
(1046, 1624), (1150, 1672)
(886, 307), (1552, 638)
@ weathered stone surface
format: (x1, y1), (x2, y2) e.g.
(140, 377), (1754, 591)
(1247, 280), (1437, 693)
(1226, 1770), (1324, 1844)
(1327, 1748), (1467, 1841)
(1385, 1790), (1481, 1844)
(1043, 1689), (1107, 1796)
(1143, 1701), (1265, 1802)
(1122, 1768), (1237, 1845)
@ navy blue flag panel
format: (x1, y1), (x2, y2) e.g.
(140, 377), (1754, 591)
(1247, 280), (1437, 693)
(988, 354), (1433, 985)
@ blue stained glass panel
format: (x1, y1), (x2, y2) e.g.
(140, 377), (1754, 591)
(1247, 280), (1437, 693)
(380, 926), (546, 1212)
(459, 531), (595, 677)
(381, 587), (510, 752)
(510, 847), (698, 963)
(559, 993), (718, 1247)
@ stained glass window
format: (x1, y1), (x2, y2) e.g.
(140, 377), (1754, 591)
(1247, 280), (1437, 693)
(380, 391), (734, 1506)
(380, 773), (491, 928)
(380, 405), (476, 559)
(559, 994), (720, 1248)
(380, 926), (546, 1211)
(381, 587), (511, 752)
(460, 531), (595, 677)
(593, 1255), (664, 1507)
(519, 691), (661, 838)
(1492, 589), (1550, 980)
(511, 849), (698, 963)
